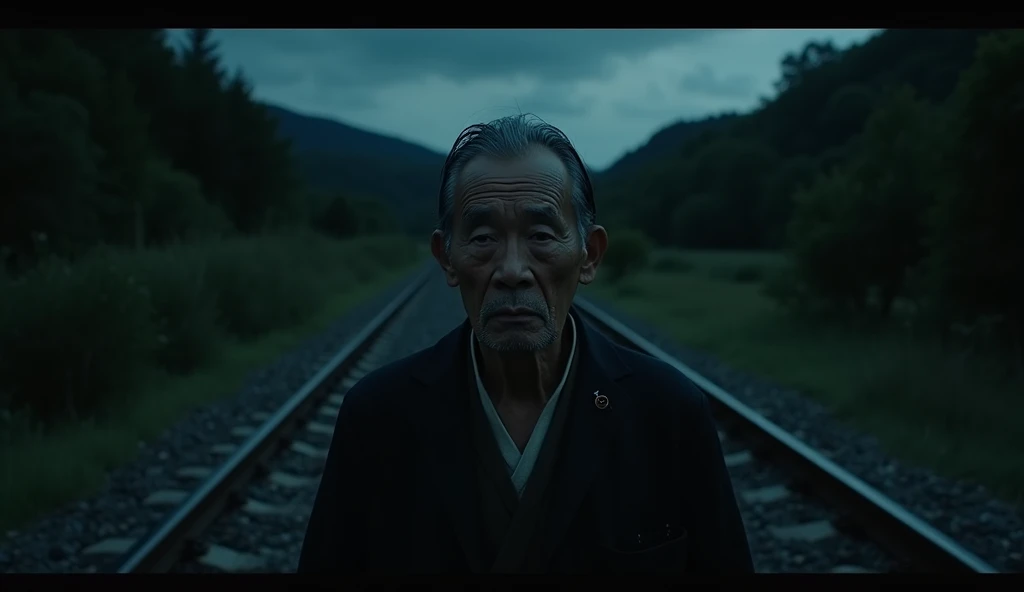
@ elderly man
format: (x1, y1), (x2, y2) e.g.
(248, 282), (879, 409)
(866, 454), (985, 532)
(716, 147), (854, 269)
(297, 115), (753, 574)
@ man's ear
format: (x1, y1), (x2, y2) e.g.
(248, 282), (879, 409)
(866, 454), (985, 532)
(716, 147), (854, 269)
(430, 230), (459, 287)
(578, 225), (608, 285)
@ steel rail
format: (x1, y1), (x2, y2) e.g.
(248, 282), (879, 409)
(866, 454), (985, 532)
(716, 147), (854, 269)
(114, 266), (432, 573)
(573, 296), (998, 574)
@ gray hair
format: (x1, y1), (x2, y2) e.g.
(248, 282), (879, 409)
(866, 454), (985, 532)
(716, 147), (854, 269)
(436, 114), (597, 254)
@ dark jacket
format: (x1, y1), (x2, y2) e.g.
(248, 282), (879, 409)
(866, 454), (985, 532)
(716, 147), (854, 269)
(297, 308), (754, 574)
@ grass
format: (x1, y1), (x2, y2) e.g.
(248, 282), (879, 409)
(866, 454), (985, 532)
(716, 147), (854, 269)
(0, 234), (425, 532)
(588, 248), (1024, 505)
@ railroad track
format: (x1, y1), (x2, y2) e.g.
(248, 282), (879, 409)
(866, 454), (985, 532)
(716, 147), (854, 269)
(106, 268), (433, 573)
(96, 270), (997, 574)
(573, 300), (998, 574)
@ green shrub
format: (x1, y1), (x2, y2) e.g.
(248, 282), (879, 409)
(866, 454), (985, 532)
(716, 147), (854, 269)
(335, 234), (419, 282)
(0, 254), (157, 422)
(603, 229), (653, 283)
(0, 233), (421, 425)
(650, 251), (694, 273)
(205, 236), (327, 340)
(315, 194), (360, 239)
(763, 261), (842, 320)
(142, 158), (234, 245)
(349, 234), (420, 269)
(203, 233), (419, 340)
(123, 246), (222, 374)
(732, 265), (763, 284)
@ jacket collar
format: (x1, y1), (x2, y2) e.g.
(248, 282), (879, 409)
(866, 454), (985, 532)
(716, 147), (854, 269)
(409, 305), (633, 571)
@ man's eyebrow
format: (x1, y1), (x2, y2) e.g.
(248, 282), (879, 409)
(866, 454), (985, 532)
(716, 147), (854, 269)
(522, 203), (568, 231)
(461, 204), (494, 229)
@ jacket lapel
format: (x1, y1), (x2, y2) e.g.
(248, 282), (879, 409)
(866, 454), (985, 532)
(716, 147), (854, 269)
(408, 308), (633, 572)
(536, 307), (633, 567)
(410, 319), (485, 572)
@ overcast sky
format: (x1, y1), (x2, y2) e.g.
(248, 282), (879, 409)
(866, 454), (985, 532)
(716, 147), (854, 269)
(191, 29), (880, 170)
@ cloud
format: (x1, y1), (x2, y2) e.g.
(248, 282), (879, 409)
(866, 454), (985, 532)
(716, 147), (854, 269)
(507, 81), (596, 118)
(176, 28), (882, 169)
(679, 64), (756, 99)
(205, 29), (718, 90)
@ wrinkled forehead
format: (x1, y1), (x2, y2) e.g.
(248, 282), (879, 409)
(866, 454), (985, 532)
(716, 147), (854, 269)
(454, 147), (573, 216)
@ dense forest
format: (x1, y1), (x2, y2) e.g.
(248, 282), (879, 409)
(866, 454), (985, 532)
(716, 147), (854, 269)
(598, 29), (1023, 364)
(0, 29), (420, 424)
(0, 28), (403, 273)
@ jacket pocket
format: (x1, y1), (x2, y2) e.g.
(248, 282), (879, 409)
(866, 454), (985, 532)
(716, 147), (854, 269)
(595, 529), (688, 573)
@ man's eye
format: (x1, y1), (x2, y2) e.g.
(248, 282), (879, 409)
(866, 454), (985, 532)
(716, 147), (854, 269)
(532, 232), (555, 241)
(470, 235), (493, 244)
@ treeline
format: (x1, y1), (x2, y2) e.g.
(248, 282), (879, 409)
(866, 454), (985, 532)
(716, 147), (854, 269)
(601, 29), (1022, 362)
(0, 29), (415, 426)
(0, 28), (387, 272)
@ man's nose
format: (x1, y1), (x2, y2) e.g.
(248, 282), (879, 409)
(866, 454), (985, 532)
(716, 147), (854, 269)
(493, 238), (533, 289)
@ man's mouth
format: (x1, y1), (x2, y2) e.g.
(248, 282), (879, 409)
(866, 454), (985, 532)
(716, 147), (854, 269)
(489, 308), (541, 322)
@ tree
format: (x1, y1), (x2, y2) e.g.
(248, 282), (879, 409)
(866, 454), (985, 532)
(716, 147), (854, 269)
(774, 40), (840, 94)
(817, 84), (877, 148)
(757, 155), (817, 248)
(0, 87), (103, 265)
(141, 157), (231, 244)
(786, 170), (873, 314)
(785, 86), (944, 318)
(316, 194), (360, 239)
(0, 29), (309, 264)
(927, 30), (1024, 362)
(848, 86), (945, 317)
(673, 136), (781, 249)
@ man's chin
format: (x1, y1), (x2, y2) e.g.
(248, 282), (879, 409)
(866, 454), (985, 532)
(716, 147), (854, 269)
(478, 330), (546, 354)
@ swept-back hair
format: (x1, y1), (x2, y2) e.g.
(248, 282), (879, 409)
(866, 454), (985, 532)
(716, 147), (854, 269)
(436, 114), (596, 253)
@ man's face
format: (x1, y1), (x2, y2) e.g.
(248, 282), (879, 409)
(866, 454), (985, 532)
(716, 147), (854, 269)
(431, 146), (606, 353)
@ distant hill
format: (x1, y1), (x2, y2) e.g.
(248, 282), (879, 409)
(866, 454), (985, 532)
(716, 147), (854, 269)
(597, 113), (739, 182)
(268, 104), (745, 235)
(593, 28), (993, 248)
(264, 104), (446, 234)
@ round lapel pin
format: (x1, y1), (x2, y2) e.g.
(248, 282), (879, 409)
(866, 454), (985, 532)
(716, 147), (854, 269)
(594, 390), (609, 410)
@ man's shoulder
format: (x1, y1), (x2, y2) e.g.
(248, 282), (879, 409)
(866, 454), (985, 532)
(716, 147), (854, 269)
(608, 341), (707, 415)
(344, 346), (434, 403)
(341, 330), (456, 416)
